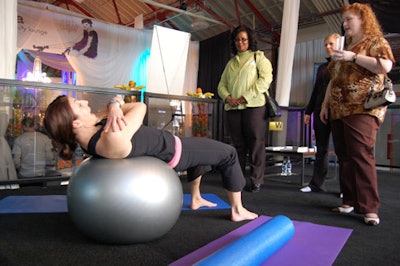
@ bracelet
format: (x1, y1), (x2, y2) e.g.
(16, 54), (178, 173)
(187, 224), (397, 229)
(352, 53), (358, 63)
(109, 99), (122, 108)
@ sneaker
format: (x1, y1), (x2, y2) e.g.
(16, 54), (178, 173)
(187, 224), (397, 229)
(251, 184), (261, 193)
(300, 186), (312, 193)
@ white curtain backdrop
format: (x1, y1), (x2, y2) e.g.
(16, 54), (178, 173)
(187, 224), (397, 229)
(147, 26), (190, 96)
(1, 0), (17, 79)
(273, 0), (300, 147)
(275, 0), (300, 107)
(29, 50), (76, 73)
(0, 113), (18, 189)
(184, 41), (200, 94)
(0, 0), (19, 188)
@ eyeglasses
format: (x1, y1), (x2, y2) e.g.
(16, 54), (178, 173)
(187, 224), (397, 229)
(235, 38), (248, 43)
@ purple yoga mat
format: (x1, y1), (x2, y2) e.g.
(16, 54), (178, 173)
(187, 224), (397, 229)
(170, 215), (352, 266)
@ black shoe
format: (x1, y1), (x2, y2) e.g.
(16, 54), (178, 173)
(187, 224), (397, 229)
(251, 184), (261, 193)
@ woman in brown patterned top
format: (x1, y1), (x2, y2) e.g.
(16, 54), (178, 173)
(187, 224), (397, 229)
(320, 3), (395, 226)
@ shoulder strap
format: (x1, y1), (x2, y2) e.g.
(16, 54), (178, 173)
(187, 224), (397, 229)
(254, 51), (270, 97)
(84, 118), (107, 157)
(369, 58), (392, 92)
(254, 52), (259, 78)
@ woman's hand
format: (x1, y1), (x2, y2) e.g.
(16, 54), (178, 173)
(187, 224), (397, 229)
(304, 114), (311, 125)
(333, 49), (393, 74)
(332, 49), (355, 62)
(104, 99), (127, 133)
(319, 107), (329, 125)
(226, 95), (245, 107)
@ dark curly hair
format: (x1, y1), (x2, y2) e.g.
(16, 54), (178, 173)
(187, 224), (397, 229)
(21, 117), (35, 128)
(81, 18), (93, 26)
(230, 25), (258, 55)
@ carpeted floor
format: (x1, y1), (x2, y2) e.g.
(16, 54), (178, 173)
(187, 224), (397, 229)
(0, 163), (399, 265)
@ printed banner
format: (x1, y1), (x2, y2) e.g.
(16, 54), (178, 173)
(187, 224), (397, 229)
(17, 1), (151, 88)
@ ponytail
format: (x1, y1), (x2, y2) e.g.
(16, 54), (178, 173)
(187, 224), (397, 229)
(43, 95), (78, 160)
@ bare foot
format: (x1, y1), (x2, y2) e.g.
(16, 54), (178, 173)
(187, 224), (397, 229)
(191, 197), (217, 210)
(231, 208), (258, 222)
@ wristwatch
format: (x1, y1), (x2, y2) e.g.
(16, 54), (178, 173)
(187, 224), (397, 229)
(109, 99), (123, 108)
(352, 53), (358, 63)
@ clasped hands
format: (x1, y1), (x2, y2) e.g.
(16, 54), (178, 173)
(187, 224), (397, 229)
(104, 98), (127, 133)
(226, 95), (246, 107)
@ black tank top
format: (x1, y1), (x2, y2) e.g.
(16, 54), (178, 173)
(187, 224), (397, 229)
(83, 118), (176, 162)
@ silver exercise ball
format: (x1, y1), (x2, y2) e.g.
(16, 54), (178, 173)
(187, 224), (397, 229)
(67, 156), (183, 244)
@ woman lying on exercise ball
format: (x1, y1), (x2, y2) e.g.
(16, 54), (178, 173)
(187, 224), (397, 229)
(44, 95), (258, 222)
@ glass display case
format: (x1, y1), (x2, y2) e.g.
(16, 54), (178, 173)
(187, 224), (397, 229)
(1, 78), (399, 188)
(143, 92), (219, 140)
(0, 78), (140, 185)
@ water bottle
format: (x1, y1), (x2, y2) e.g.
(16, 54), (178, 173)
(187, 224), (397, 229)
(172, 118), (180, 136)
(281, 158), (287, 176)
(73, 146), (85, 167)
(287, 159), (292, 176)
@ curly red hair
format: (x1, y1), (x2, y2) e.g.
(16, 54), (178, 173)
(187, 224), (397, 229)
(341, 3), (383, 45)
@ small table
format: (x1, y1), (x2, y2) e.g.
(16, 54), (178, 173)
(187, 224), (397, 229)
(264, 148), (316, 185)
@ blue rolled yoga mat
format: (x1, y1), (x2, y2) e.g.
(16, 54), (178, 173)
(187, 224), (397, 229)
(194, 215), (295, 266)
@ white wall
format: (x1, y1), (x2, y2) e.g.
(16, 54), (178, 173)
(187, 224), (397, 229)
(292, 24), (338, 105)
(259, 24), (334, 105)
(297, 23), (333, 43)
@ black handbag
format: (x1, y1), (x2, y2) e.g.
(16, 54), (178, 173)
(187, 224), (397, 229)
(264, 93), (282, 118)
(254, 53), (281, 118)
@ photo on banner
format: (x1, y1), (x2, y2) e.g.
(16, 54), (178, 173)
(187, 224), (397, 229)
(17, 1), (151, 88)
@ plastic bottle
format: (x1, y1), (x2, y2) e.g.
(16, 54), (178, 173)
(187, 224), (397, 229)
(287, 159), (292, 176)
(281, 158), (287, 176)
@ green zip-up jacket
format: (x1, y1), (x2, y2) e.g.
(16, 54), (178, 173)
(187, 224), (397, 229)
(218, 50), (273, 111)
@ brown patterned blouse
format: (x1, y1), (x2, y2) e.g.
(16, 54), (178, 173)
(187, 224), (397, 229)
(328, 36), (395, 124)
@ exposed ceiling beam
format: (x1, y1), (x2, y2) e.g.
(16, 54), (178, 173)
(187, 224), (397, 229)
(140, 9), (180, 30)
(154, 11), (180, 30)
(62, 0), (94, 18)
(136, 0), (225, 26)
(112, 0), (123, 24)
(194, 1), (234, 29)
(234, 0), (242, 26)
(243, 0), (280, 44)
